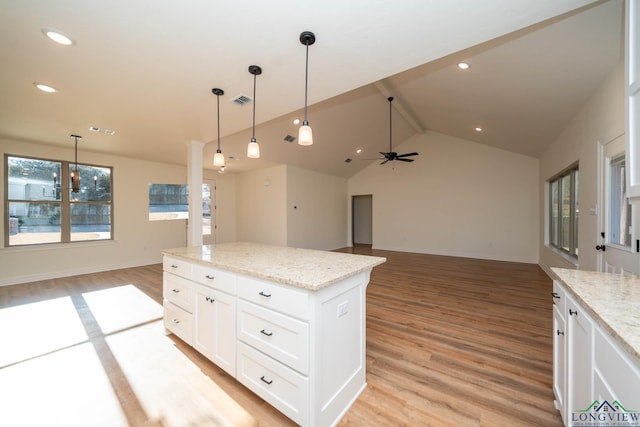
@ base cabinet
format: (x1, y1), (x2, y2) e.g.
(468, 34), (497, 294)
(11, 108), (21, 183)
(552, 280), (640, 425)
(163, 255), (371, 426)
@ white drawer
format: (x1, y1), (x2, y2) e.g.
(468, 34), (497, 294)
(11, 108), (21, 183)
(164, 273), (194, 312)
(192, 263), (236, 295)
(238, 300), (309, 374)
(237, 341), (308, 425)
(237, 275), (309, 320)
(594, 327), (640, 402)
(164, 300), (193, 345)
(163, 256), (192, 280)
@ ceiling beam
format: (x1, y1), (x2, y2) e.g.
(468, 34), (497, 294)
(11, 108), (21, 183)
(374, 80), (425, 133)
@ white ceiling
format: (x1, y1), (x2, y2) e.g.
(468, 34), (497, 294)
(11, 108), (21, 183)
(0, 0), (622, 178)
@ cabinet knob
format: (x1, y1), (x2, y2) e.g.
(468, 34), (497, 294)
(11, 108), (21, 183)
(556, 329), (564, 336)
(260, 329), (273, 337)
(260, 376), (273, 385)
(259, 291), (272, 298)
(569, 309), (578, 316)
(172, 288), (180, 293)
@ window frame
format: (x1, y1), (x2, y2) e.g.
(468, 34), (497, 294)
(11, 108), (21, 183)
(548, 164), (579, 260)
(5, 153), (113, 247)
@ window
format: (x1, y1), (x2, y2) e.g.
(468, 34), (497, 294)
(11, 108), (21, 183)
(548, 165), (579, 259)
(148, 184), (188, 221)
(609, 155), (632, 246)
(5, 155), (112, 246)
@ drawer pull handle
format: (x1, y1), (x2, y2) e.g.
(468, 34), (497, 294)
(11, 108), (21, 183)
(172, 319), (180, 324)
(205, 275), (215, 280)
(171, 264), (178, 269)
(569, 309), (578, 316)
(205, 296), (215, 303)
(551, 292), (560, 299)
(172, 288), (180, 293)
(259, 291), (271, 298)
(260, 329), (273, 337)
(260, 376), (273, 385)
(556, 329), (564, 336)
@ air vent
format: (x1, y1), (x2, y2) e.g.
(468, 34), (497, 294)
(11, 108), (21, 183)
(344, 158), (353, 163)
(89, 126), (115, 135)
(231, 94), (253, 106)
(283, 134), (296, 143)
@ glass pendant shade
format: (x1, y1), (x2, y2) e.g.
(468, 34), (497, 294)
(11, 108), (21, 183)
(71, 171), (80, 193)
(298, 122), (313, 146)
(247, 138), (260, 158)
(213, 149), (225, 167)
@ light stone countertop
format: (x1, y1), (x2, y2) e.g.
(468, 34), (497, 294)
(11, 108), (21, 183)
(162, 242), (386, 291)
(551, 268), (640, 363)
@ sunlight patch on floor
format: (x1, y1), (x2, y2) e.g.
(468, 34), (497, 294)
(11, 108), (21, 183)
(0, 343), (127, 427)
(106, 321), (256, 427)
(82, 284), (163, 334)
(0, 297), (87, 367)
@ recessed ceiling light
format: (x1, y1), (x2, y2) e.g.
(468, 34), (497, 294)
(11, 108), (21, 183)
(356, 148), (362, 154)
(34, 83), (58, 93)
(475, 127), (483, 132)
(457, 62), (471, 70)
(293, 118), (300, 125)
(42, 28), (74, 46)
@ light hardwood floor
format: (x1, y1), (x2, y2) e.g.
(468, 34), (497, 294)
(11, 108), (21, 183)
(0, 248), (562, 426)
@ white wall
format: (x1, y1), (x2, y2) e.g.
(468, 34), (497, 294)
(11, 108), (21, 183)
(236, 165), (287, 246)
(349, 131), (540, 263)
(0, 137), (189, 286)
(286, 166), (348, 250)
(539, 61), (624, 272)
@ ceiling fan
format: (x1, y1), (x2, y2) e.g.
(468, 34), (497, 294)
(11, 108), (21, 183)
(379, 96), (418, 165)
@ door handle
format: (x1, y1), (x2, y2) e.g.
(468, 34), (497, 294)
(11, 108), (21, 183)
(595, 245), (606, 252)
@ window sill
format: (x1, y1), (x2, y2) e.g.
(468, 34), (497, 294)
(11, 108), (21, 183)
(547, 244), (579, 267)
(1, 239), (115, 254)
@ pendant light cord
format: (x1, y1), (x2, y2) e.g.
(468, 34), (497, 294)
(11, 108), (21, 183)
(216, 93), (221, 151)
(252, 73), (257, 139)
(304, 41), (309, 123)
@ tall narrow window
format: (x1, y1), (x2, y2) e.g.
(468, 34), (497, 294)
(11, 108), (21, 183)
(609, 155), (632, 246)
(548, 165), (579, 259)
(5, 155), (112, 246)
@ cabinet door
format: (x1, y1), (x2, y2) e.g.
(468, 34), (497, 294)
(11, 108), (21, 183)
(553, 304), (566, 422)
(194, 284), (236, 377)
(566, 295), (594, 416)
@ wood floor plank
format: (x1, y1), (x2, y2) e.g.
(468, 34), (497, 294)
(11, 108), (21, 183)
(0, 248), (562, 426)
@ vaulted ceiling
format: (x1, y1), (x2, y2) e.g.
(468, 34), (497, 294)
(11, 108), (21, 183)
(0, 0), (622, 178)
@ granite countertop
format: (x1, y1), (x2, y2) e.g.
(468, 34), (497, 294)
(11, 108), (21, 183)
(162, 242), (386, 291)
(551, 268), (640, 363)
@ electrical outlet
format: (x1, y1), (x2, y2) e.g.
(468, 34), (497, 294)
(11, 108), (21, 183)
(337, 301), (349, 317)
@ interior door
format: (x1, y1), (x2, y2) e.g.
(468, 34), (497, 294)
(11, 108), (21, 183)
(598, 135), (638, 274)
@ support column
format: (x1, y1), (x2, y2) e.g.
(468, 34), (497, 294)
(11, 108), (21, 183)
(187, 140), (204, 247)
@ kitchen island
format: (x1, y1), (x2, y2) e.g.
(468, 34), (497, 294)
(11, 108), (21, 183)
(161, 242), (386, 427)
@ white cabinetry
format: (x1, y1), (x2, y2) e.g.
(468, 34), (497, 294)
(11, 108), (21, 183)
(552, 279), (640, 425)
(162, 253), (374, 426)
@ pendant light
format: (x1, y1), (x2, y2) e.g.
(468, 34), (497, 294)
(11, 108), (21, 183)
(70, 134), (81, 193)
(247, 65), (262, 158)
(212, 88), (225, 167)
(298, 31), (316, 146)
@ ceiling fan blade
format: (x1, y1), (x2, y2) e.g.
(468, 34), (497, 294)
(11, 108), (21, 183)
(380, 159), (389, 165)
(396, 158), (414, 162)
(396, 152), (419, 157)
